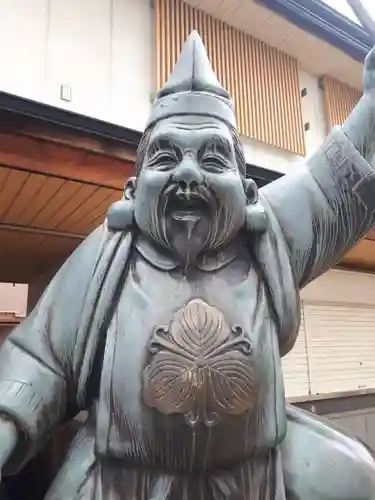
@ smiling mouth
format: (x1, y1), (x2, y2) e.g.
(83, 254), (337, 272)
(168, 195), (209, 221)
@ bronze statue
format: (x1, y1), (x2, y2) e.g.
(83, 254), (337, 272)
(0, 31), (374, 499)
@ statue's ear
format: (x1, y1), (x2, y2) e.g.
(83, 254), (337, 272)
(242, 178), (268, 234)
(124, 176), (136, 200)
(107, 177), (136, 232)
(243, 178), (259, 204)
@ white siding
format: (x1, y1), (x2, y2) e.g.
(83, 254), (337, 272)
(0, 0), (152, 131)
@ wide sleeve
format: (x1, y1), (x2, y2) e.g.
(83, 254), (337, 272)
(261, 127), (375, 289)
(0, 225), (107, 474)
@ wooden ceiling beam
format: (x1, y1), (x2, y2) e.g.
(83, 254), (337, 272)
(0, 111), (137, 164)
(0, 131), (134, 189)
(0, 223), (85, 240)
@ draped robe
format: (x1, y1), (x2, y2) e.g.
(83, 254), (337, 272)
(0, 128), (374, 499)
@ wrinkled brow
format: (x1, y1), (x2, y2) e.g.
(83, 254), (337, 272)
(199, 135), (232, 157)
(147, 136), (179, 156)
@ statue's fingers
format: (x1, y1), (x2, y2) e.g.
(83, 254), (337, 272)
(364, 45), (375, 92)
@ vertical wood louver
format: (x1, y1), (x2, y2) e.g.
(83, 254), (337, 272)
(322, 75), (362, 131)
(155, 0), (306, 156)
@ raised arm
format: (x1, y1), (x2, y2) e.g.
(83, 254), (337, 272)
(261, 46), (375, 289)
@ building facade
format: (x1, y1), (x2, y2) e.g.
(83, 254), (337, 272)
(1, 0), (375, 445)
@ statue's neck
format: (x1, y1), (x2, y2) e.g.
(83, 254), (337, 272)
(135, 233), (242, 272)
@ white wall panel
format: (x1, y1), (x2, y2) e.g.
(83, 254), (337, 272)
(0, 1), (327, 152)
(299, 70), (327, 157)
(0, 0), (152, 131)
(45, 0), (112, 119)
(109, 0), (152, 132)
(0, 0), (49, 101)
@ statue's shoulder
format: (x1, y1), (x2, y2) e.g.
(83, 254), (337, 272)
(66, 223), (131, 269)
(51, 223), (133, 299)
(282, 405), (375, 500)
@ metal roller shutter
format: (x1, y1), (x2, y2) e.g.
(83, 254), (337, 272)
(282, 305), (311, 398)
(304, 302), (375, 395)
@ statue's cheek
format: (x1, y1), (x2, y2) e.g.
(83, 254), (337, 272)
(138, 170), (171, 194)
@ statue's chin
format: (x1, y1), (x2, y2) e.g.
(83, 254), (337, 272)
(144, 207), (241, 266)
(166, 217), (209, 267)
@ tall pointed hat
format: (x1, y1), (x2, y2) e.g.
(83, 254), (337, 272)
(146, 31), (237, 130)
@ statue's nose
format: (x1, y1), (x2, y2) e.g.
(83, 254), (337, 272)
(172, 158), (204, 191)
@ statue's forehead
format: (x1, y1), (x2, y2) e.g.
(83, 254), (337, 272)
(149, 116), (233, 148)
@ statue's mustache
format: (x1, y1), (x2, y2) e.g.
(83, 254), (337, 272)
(161, 182), (216, 212)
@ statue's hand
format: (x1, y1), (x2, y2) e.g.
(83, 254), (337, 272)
(0, 416), (18, 478)
(364, 45), (375, 93)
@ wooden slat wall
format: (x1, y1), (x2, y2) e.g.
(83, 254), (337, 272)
(155, 0), (306, 156)
(322, 75), (362, 130)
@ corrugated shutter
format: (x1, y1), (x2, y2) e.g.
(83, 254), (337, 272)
(282, 305), (310, 398)
(304, 302), (375, 395)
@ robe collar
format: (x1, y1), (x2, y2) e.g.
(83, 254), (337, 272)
(135, 234), (238, 272)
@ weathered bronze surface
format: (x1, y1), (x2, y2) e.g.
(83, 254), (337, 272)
(143, 299), (254, 426)
(0, 30), (375, 499)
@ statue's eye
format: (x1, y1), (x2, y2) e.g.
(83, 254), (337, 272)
(148, 152), (177, 171)
(201, 155), (229, 173)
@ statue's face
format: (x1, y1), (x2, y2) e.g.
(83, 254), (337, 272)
(134, 115), (247, 265)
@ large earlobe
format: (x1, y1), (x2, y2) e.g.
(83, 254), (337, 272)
(243, 178), (268, 234)
(106, 177), (136, 231)
(245, 203), (268, 234)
